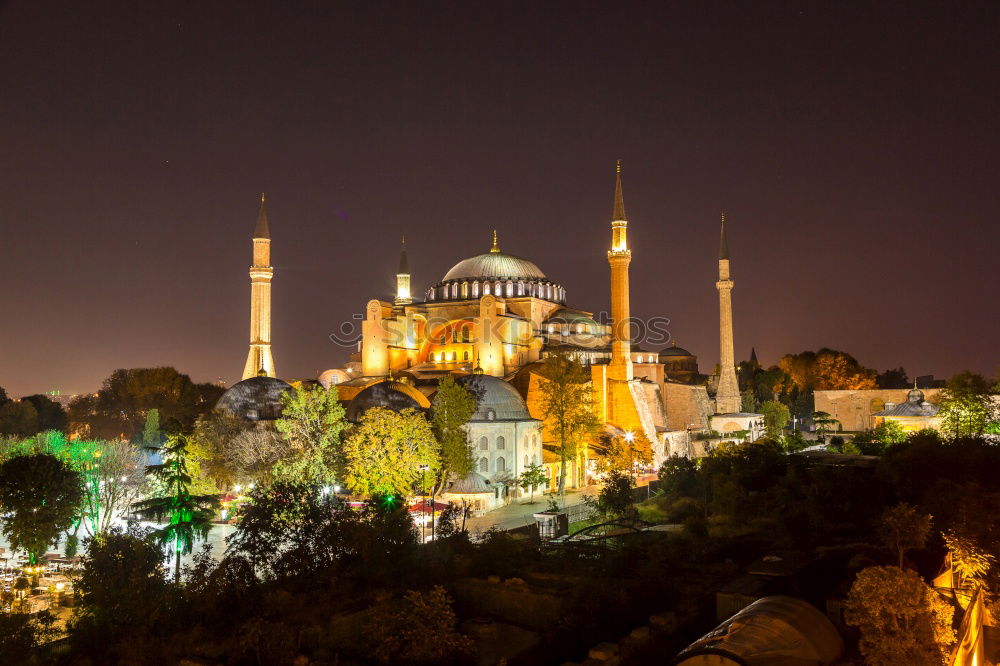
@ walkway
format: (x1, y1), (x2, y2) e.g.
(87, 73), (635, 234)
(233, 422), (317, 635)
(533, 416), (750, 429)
(463, 485), (599, 533)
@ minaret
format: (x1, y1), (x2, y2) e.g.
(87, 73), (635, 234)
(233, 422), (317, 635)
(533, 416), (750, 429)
(242, 194), (276, 380)
(607, 161), (633, 381)
(395, 237), (412, 305)
(715, 212), (741, 413)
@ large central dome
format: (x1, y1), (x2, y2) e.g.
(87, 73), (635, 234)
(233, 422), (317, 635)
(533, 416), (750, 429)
(442, 251), (546, 282)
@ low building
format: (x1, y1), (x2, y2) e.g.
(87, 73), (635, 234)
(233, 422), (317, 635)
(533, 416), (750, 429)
(871, 387), (943, 432)
(815, 387), (944, 432)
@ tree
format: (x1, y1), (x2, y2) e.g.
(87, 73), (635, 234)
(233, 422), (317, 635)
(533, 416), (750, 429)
(21, 394), (68, 432)
(141, 408), (161, 449)
(778, 348), (877, 391)
(273, 384), (349, 484)
(132, 434), (219, 582)
(740, 387), (759, 413)
(0, 400), (40, 437)
(942, 529), (995, 591)
(190, 409), (250, 489)
(343, 407), (439, 497)
(430, 375), (477, 495)
(760, 400), (790, 439)
(588, 468), (635, 520)
(76, 439), (147, 537)
(939, 371), (998, 438)
(517, 463), (549, 504)
(366, 586), (473, 663)
(877, 367), (910, 389)
(811, 410), (840, 441)
(0, 453), (82, 563)
(0, 611), (58, 663)
(70, 525), (173, 660)
(845, 566), (955, 665)
(535, 354), (600, 498)
(880, 503), (932, 569)
(67, 367), (223, 439)
(853, 420), (907, 455)
(597, 431), (653, 475)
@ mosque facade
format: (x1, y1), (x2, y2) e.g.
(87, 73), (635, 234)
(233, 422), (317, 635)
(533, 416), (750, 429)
(225, 165), (759, 504)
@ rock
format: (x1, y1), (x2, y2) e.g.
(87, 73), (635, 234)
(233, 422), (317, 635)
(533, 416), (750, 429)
(649, 611), (677, 633)
(628, 625), (650, 642)
(588, 642), (619, 660)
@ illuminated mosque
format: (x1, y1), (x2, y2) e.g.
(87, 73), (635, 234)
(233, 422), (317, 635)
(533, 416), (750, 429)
(220, 165), (762, 501)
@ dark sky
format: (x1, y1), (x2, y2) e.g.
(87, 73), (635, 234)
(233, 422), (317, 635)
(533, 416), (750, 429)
(1, 1), (997, 397)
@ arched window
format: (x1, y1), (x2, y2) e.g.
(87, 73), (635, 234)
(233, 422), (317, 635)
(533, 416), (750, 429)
(479, 457), (489, 473)
(479, 436), (488, 451)
(871, 398), (886, 412)
(463, 351), (469, 361)
(497, 436), (505, 450)
(483, 282), (491, 295)
(496, 457), (506, 473)
(517, 281), (524, 296)
(524, 455), (529, 468)
(452, 283), (459, 299)
(472, 281), (480, 297)
(461, 282), (469, 298)
(532, 454), (538, 465)
(532, 434), (538, 448)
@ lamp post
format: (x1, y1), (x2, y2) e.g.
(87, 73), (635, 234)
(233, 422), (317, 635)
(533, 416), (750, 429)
(418, 464), (429, 543)
(624, 431), (635, 479)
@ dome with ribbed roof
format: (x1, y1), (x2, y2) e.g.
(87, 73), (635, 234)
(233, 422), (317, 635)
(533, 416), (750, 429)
(216, 376), (293, 421)
(442, 251), (546, 282)
(456, 374), (533, 421)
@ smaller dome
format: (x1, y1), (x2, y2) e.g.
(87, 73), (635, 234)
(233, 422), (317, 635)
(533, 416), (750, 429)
(456, 374), (532, 421)
(660, 343), (694, 358)
(216, 377), (293, 421)
(318, 368), (350, 389)
(447, 471), (492, 494)
(907, 388), (925, 403)
(346, 380), (429, 422)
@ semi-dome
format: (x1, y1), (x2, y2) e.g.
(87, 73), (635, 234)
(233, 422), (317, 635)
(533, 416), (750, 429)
(346, 380), (430, 422)
(456, 374), (532, 421)
(216, 376), (293, 421)
(545, 307), (598, 325)
(442, 251), (546, 282)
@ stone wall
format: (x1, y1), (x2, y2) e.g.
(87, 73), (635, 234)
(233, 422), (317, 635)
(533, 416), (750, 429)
(662, 382), (712, 432)
(814, 388), (943, 432)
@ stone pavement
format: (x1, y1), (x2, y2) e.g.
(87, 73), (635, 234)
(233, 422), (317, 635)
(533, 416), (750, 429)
(462, 485), (599, 534)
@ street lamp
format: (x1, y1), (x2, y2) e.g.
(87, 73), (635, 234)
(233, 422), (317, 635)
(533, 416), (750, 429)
(417, 464), (430, 543)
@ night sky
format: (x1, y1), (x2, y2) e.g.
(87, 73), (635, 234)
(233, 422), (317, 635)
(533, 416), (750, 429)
(2, 1), (997, 397)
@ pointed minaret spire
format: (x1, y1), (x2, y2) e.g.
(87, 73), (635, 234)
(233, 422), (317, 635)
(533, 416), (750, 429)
(243, 194), (276, 379)
(490, 229), (501, 253)
(607, 161), (633, 381)
(254, 192), (271, 239)
(613, 160), (626, 222)
(719, 212), (729, 260)
(395, 236), (412, 305)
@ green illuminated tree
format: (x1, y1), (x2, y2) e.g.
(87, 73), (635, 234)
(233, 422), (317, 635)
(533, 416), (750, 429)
(760, 400), (790, 439)
(132, 434), (219, 582)
(879, 503), (932, 569)
(0, 453), (82, 563)
(517, 463), (549, 504)
(811, 410), (840, 441)
(343, 407), (439, 497)
(274, 384), (349, 484)
(141, 408), (161, 449)
(430, 375), (477, 494)
(535, 354), (600, 499)
(845, 566), (955, 665)
(939, 371), (998, 438)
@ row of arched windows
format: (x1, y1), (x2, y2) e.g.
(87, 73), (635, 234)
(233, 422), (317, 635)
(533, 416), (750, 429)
(427, 280), (566, 303)
(478, 435), (505, 450)
(479, 456), (505, 473)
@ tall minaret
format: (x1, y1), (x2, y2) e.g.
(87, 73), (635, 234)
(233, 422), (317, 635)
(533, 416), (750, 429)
(394, 237), (412, 305)
(607, 161), (633, 382)
(715, 212), (740, 413)
(242, 194), (276, 380)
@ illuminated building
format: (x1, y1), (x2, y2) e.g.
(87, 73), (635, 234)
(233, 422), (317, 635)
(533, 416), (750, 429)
(242, 194), (276, 380)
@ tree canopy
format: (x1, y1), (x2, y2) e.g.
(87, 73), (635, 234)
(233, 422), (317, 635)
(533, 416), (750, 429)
(535, 354), (599, 496)
(68, 367), (223, 439)
(343, 407), (439, 497)
(0, 453), (82, 562)
(273, 384), (349, 484)
(430, 375), (477, 494)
